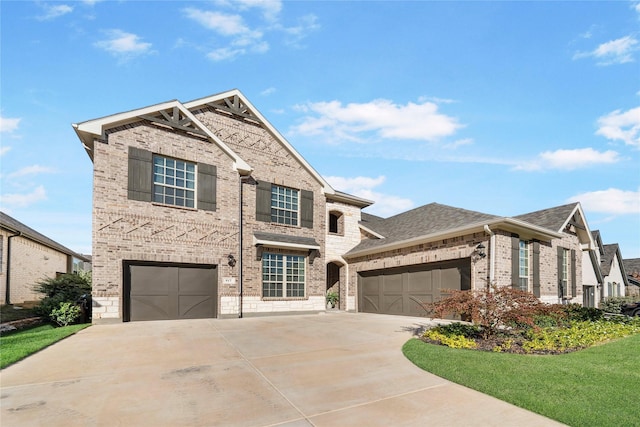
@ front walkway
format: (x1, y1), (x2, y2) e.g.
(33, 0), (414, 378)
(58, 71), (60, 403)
(0, 312), (564, 426)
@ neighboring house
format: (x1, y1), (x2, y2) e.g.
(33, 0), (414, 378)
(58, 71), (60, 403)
(599, 244), (628, 299)
(0, 212), (91, 305)
(74, 89), (618, 323)
(623, 258), (640, 297)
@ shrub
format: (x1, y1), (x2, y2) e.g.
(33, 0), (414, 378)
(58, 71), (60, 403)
(433, 322), (481, 338)
(562, 304), (604, 322)
(34, 273), (91, 324)
(600, 297), (637, 314)
(425, 285), (557, 338)
(423, 329), (478, 349)
(50, 302), (81, 327)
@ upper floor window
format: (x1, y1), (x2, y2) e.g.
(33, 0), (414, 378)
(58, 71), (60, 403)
(329, 211), (344, 235)
(153, 155), (196, 208)
(127, 147), (217, 212)
(271, 185), (299, 226)
(518, 240), (529, 291)
(262, 253), (306, 298)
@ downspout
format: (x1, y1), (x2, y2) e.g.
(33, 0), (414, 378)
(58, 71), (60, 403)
(483, 225), (495, 285)
(238, 175), (244, 319)
(5, 231), (22, 305)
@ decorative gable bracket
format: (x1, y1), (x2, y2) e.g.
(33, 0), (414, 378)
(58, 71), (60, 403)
(206, 95), (262, 124)
(140, 106), (207, 137)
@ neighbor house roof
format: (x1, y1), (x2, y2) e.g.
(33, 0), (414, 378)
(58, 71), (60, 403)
(0, 212), (90, 262)
(600, 244), (629, 287)
(345, 202), (564, 258)
(623, 258), (640, 288)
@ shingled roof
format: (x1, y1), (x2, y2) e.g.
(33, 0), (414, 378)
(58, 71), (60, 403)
(349, 203), (498, 254)
(513, 203), (578, 231)
(624, 258), (640, 276)
(601, 244), (621, 276)
(0, 212), (90, 261)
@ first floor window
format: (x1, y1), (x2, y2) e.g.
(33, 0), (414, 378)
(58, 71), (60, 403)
(262, 253), (306, 298)
(153, 155), (196, 208)
(518, 240), (529, 291)
(561, 248), (570, 297)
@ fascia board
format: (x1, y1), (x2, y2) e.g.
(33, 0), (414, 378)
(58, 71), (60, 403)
(327, 192), (374, 208)
(345, 218), (563, 259)
(185, 89), (335, 194)
(358, 224), (385, 239)
(72, 99), (253, 175)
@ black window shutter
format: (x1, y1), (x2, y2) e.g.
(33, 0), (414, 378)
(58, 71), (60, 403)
(570, 249), (577, 297)
(557, 246), (564, 298)
(511, 236), (520, 289)
(128, 147), (152, 202)
(197, 163), (217, 211)
(301, 190), (314, 229)
(256, 181), (272, 222)
(532, 241), (541, 298)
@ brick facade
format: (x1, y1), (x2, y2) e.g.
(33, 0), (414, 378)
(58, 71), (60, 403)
(0, 231), (69, 304)
(89, 105), (328, 322)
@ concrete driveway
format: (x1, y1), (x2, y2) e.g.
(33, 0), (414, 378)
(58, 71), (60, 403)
(0, 312), (563, 426)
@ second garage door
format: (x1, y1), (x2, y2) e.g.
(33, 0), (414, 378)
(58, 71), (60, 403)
(125, 262), (218, 321)
(358, 259), (470, 317)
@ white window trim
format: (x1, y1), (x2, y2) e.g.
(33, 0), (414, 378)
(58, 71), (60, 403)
(270, 185), (299, 226)
(152, 154), (197, 209)
(262, 253), (307, 299)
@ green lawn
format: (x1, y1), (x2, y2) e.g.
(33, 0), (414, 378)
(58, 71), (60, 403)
(403, 334), (639, 426)
(1, 324), (89, 369)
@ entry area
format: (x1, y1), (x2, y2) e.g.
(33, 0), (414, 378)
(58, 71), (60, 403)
(124, 261), (218, 321)
(358, 259), (471, 316)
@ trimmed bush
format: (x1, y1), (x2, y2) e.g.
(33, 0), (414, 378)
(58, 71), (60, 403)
(34, 273), (91, 324)
(50, 302), (81, 327)
(600, 296), (637, 314)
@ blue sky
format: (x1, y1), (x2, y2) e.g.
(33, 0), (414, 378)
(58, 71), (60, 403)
(1, 0), (639, 259)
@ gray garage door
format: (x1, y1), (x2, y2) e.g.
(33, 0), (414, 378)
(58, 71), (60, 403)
(358, 259), (470, 317)
(125, 262), (218, 321)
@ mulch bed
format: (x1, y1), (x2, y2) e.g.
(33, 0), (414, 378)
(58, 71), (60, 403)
(420, 334), (578, 355)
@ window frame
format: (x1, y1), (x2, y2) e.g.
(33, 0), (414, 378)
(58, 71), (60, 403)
(561, 248), (570, 296)
(152, 154), (197, 209)
(261, 252), (306, 298)
(518, 240), (529, 291)
(270, 185), (299, 226)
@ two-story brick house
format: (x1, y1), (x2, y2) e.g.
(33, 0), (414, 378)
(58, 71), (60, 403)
(74, 89), (616, 323)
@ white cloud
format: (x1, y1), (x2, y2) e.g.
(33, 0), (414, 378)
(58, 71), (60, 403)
(184, 9), (250, 35)
(8, 165), (57, 179)
(235, 0), (282, 21)
(0, 115), (21, 133)
(184, 7), (268, 61)
(325, 175), (414, 217)
(291, 99), (462, 143)
(37, 4), (73, 21)
(514, 148), (621, 171)
(0, 146), (11, 156)
(0, 185), (47, 209)
(573, 35), (639, 65)
(95, 30), (153, 59)
(276, 14), (320, 47)
(596, 106), (640, 148)
(261, 87), (276, 96)
(568, 188), (640, 215)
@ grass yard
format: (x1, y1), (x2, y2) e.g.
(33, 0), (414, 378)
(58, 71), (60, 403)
(1, 324), (89, 369)
(403, 334), (639, 427)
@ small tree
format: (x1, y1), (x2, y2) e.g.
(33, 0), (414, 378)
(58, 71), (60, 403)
(425, 285), (560, 338)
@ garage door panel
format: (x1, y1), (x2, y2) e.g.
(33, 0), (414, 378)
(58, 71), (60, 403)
(383, 295), (404, 314)
(407, 270), (432, 292)
(130, 296), (171, 321)
(382, 273), (403, 293)
(179, 296), (215, 318)
(130, 265), (176, 296)
(179, 268), (217, 294)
